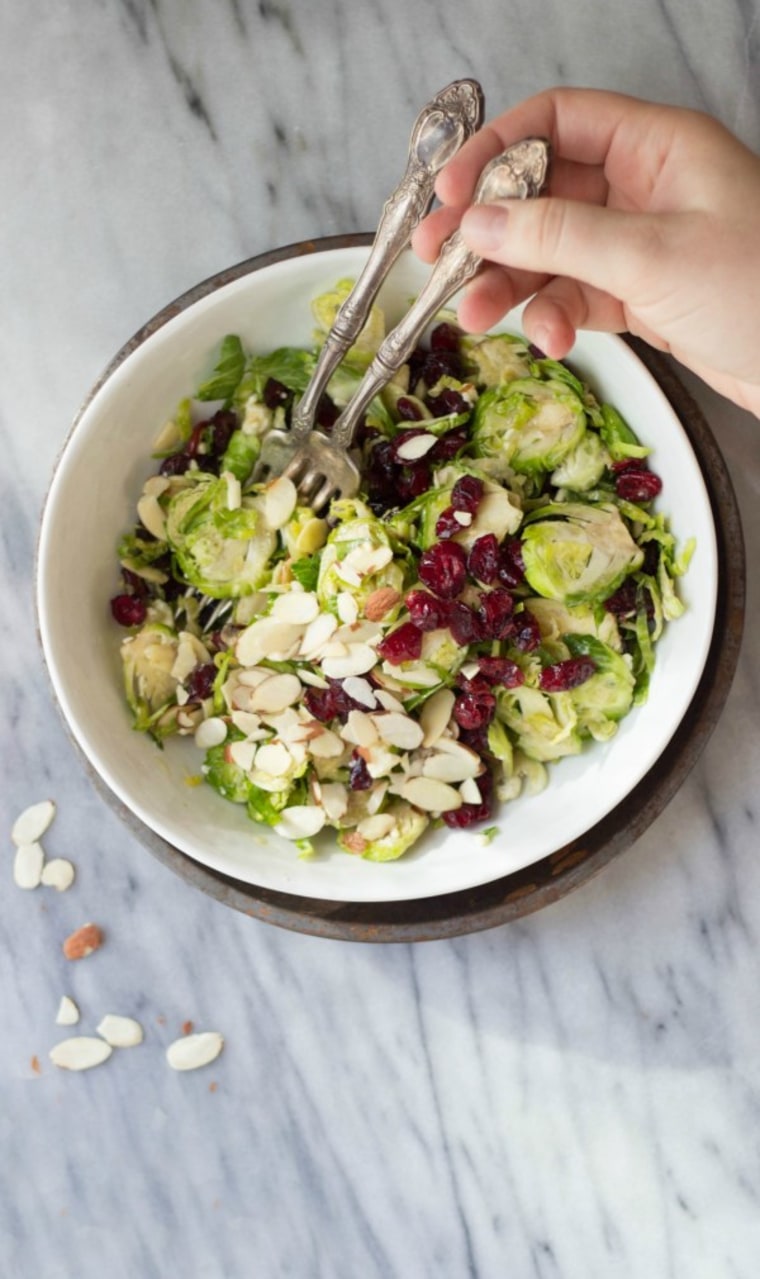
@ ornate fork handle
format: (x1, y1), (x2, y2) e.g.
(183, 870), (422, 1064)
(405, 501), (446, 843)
(289, 79), (484, 439)
(328, 138), (551, 455)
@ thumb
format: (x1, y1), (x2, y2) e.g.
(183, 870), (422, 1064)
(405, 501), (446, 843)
(460, 198), (668, 303)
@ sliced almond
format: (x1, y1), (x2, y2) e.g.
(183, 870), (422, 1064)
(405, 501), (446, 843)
(299, 612), (338, 658)
(275, 806), (326, 840)
(400, 777), (462, 813)
(306, 728), (344, 759)
(223, 471), (241, 510)
(253, 742), (293, 777)
(366, 781), (389, 814)
(11, 800), (56, 847)
(236, 667), (274, 688)
(249, 673), (303, 714)
(40, 858), (76, 893)
(194, 717), (228, 751)
(321, 643), (377, 679)
(55, 996), (80, 1026)
(236, 618), (304, 667)
(263, 475), (298, 530)
(337, 592), (359, 624)
(356, 813), (396, 841)
(373, 712), (424, 751)
(166, 1031), (224, 1072)
(459, 777), (482, 805)
(318, 782), (349, 822)
(395, 432), (437, 461)
(97, 1015), (144, 1048)
(342, 675), (377, 709)
(136, 492), (167, 541)
(13, 842), (45, 890)
(50, 1037), (112, 1072)
(271, 591), (320, 625)
(423, 753), (478, 783)
(374, 688), (406, 713)
(419, 688), (455, 746)
(297, 668), (329, 689)
(295, 516), (328, 554)
(342, 544), (394, 578)
(453, 510), (472, 526)
(340, 710), (379, 748)
(228, 739), (257, 772)
(229, 710), (263, 736)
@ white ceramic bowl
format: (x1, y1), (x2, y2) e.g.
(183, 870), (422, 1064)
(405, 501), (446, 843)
(37, 244), (718, 903)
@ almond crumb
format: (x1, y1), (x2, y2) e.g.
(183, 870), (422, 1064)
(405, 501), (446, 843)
(182, 1020), (194, 1036)
(62, 922), (104, 960)
(30, 1055), (41, 1075)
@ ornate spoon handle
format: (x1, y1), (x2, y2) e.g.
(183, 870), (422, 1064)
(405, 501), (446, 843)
(290, 79), (484, 439)
(328, 138), (551, 454)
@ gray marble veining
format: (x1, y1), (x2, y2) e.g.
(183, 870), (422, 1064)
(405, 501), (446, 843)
(2, 2), (760, 1277)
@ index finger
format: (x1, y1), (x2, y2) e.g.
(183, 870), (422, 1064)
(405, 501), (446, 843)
(435, 86), (668, 207)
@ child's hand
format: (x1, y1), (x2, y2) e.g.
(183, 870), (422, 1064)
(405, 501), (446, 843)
(412, 88), (760, 416)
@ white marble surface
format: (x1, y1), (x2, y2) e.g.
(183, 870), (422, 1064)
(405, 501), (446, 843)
(3, 2), (760, 1276)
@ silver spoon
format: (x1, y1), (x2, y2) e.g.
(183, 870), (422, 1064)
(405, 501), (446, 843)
(283, 137), (551, 511)
(253, 78), (484, 482)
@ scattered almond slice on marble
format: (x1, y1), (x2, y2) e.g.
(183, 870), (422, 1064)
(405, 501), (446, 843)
(11, 800), (56, 847)
(40, 858), (76, 892)
(63, 922), (104, 960)
(56, 996), (80, 1026)
(97, 1015), (144, 1048)
(49, 1037), (113, 1072)
(166, 1031), (224, 1072)
(13, 842), (45, 890)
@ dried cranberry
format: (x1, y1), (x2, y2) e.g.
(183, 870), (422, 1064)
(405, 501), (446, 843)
(121, 568), (149, 596)
(498, 539), (526, 588)
(453, 689), (496, 730)
(430, 321), (462, 353)
(435, 506), (462, 540)
(512, 609), (541, 652)
(442, 767), (494, 828)
(397, 463), (432, 501)
(539, 657), (597, 692)
(457, 724), (492, 756)
(210, 409), (237, 454)
(615, 468), (663, 502)
(405, 590), (450, 632)
(316, 395), (339, 432)
(418, 541), (468, 599)
(604, 581), (638, 618)
(110, 594), (147, 627)
(467, 534), (501, 585)
(263, 377), (291, 409)
(396, 396), (424, 422)
(427, 388), (469, 416)
(477, 656), (524, 688)
(377, 622), (423, 665)
(159, 451), (191, 477)
(348, 751), (373, 791)
(448, 601), (485, 645)
(430, 427), (468, 462)
(478, 589), (515, 640)
(304, 685), (341, 723)
(641, 542), (660, 576)
(185, 662), (217, 701)
(421, 350), (462, 386)
(451, 475), (483, 514)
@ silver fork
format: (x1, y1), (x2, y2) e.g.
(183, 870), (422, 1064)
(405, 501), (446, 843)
(252, 78), (484, 485)
(281, 138), (551, 512)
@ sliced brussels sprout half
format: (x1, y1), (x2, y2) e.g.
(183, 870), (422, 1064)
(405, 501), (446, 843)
(521, 502), (644, 604)
(563, 633), (636, 736)
(311, 278), (385, 368)
(496, 685), (583, 763)
(120, 622), (180, 732)
(461, 332), (532, 386)
(472, 377), (587, 475)
(164, 474), (276, 598)
(550, 430), (609, 491)
(338, 802), (429, 862)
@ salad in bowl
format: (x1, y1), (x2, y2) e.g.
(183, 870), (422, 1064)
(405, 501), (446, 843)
(108, 276), (694, 865)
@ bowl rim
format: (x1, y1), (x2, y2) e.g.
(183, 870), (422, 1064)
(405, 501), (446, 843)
(35, 233), (746, 941)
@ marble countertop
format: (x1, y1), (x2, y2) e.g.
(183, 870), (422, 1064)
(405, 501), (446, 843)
(3, 3), (759, 1276)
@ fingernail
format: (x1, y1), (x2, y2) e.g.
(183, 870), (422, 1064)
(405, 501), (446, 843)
(461, 204), (510, 251)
